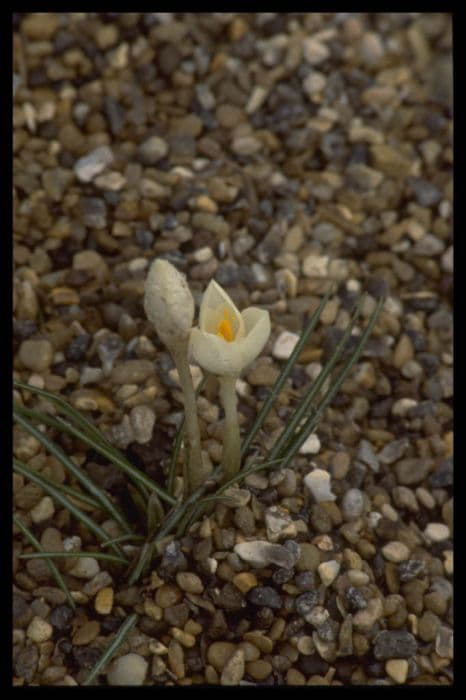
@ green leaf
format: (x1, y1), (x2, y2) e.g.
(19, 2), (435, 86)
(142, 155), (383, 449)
(82, 613), (139, 686)
(13, 514), (76, 610)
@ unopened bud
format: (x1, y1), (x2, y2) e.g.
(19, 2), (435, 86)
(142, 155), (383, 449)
(144, 259), (194, 348)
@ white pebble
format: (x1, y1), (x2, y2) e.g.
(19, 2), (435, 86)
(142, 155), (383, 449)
(107, 653), (148, 686)
(341, 488), (365, 520)
(424, 523), (450, 542)
(302, 255), (329, 278)
(304, 469), (336, 503)
(299, 433), (321, 455)
(27, 616), (53, 643)
(272, 331), (300, 360)
(382, 541), (410, 563)
(318, 559), (340, 586)
(30, 496), (55, 523)
(74, 146), (114, 183)
(69, 557), (100, 580)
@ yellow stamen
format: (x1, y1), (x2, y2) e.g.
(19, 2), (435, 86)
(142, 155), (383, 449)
(217, 308), (235, 342)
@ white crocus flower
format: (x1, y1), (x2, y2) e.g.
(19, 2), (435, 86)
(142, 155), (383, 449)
(189, 280), (271, 377)
(189, 280), (271, 481)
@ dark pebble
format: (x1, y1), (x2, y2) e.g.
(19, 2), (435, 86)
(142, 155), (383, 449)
(65, 334), (91, 362)
(346, 585), (368, 611)
(13, 319), (38, 341)
(272, 568), (295, 586)
(50, 604), (74, 632)
(80, 197), (107, 229)
(13, 594), (32, 628)
(104, 96), (125, 135)
(214, 582), (244, 612)
(316, 619), (338, 642)
(373, 630), (418, 660)
(14, 645), (39, 683)
(429, 457), (453, 488)
(85, 461), (125, 490)
(295, 590), (320, 617)
(101, 615), (125, 634)
(294, 571), (316, 591)
(408, 178), (442, 207)
(298, 654), (329, 676)
(72, 646), (102, 669)
(159, 541), (188, 578)
(398, 560), (426, 582)
(255, 606), (275, 629)
(164, 603), (190, 628)
(248, 586), (282, 610)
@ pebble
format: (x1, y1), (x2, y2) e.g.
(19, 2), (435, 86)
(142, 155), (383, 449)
(26, 616), (53, 643)
(303, 38), (330, 65)
(234, 541), (299, 569)
(395, 458), (433, 485)
(72, 620), (100, 645)
(272, 331), (299, 360)
(19, 339), (53, 372)
(248, 586), (282, 609)
(68, 557), (100, 580)
(302, 255), (329, 278)
(265, 506), (298, 542)
(110, 360), (154, 384)
(373, 631), (417, 660)
(138, 136), (169, 164)
(232, 572), (258, 594)
(220, 648), (245, 685)
(382, 541), (410, 563)
(207, 642), (236, 672)
(176, 572), (204, 594)
(299, 434), (321, 455)
(318, 559), (340, 586)
(424, 523), (450, 542)
(341, 489), (365, 520)
(30, 496), (55, 523)
(130, 405), (155, 444)
(385, 659), (409, 684)
(95, 587), (114, 615)
(107, 653), (148, 686)
(304, 469), (336, 502)
(74, 146), (114, 183)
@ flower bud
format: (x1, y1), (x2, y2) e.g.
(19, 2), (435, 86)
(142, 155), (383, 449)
(144, 259), (194, 347)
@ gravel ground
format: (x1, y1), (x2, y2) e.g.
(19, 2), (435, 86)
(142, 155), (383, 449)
(13, 12), (452, 686)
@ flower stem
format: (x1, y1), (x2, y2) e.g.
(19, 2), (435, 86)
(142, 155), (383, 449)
(218, 375), (241, 482)
(172, 341), (209, 496)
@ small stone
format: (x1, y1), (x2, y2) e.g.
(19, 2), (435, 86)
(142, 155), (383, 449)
(302, 255), (329, 278)
(110, 360), (154, 384)
(72, 620), (100, 646)
(395, 458), (433, 485)
(317, 560), (340, 587)
(373, 631), (417, 660)
(221, 648), (245, 685)
(234, 541), (299, 569)
(138, 136), (168, 164)
(385, 659), (409, 684)
(272, 331), (299, 360)
(299, 434), (321, 455)
(296, 591), (320, 618)
(175, 572), (204, 594)
(304, 469), (336, 503)
(69, 557), (100, 580)
(74, 146), (114, 183)
(232, 572), (258, 594)
(95, 587), (114, 615)
(246, 659), (273, 681)
(107, 653), (148, 686)
(130, 405), (155, 444)
(26, 616), (53, 643)
(382, 541), (410, 563)
(265, 506), (298, 542)
(341, 489), (365, 520)
(30, 496), (55, 523)
(19, 339), (54, 372)
(248, 586), (282, 610)
(424, 523), (450, 542)
(207, 642), (237, 672)
(303, 38), (330, 65)
(435, 626), (453, 659)
(14, 645), (39, 683)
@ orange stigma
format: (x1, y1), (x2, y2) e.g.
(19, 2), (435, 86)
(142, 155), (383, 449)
(216, 308), (235, 342)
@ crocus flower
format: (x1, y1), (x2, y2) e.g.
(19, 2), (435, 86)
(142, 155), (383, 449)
(189, 280), (271, 481)
(189, 280), (271, 377)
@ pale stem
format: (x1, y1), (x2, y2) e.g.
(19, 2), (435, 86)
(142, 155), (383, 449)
(218, 374), (241, 482)
(172, 341), (208, 496)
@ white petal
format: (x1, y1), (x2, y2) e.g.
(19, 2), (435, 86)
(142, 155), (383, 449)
(189, 327), (243, 376)
(238, 308), (271, 369)
(199, 280), (245, 339)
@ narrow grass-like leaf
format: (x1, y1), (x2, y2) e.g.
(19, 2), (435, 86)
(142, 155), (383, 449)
(13, 459), (124, 558)
(100, 534), (145, 548)
(241, 287), (334, 457)
(30, 469), (103, 511)
(266, 296), (363, 462)
(146, 491), (164, 536)
(14, 400), (174, 507)
(279, 296), (385, 469)
(18, 551), (128, 564)
(167, 375), (207, 495)
(14, 410), (133, 535)
(82, 613), (139, 686)
(13, 514), (76, 610)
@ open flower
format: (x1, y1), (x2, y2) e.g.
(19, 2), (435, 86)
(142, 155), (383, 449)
(189, 280), (271, 376)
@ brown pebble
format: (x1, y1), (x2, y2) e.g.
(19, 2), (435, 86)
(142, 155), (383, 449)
(72, 620), (100, 646)
(95, 587), (114, 615)
(246, 659), (273, 681)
